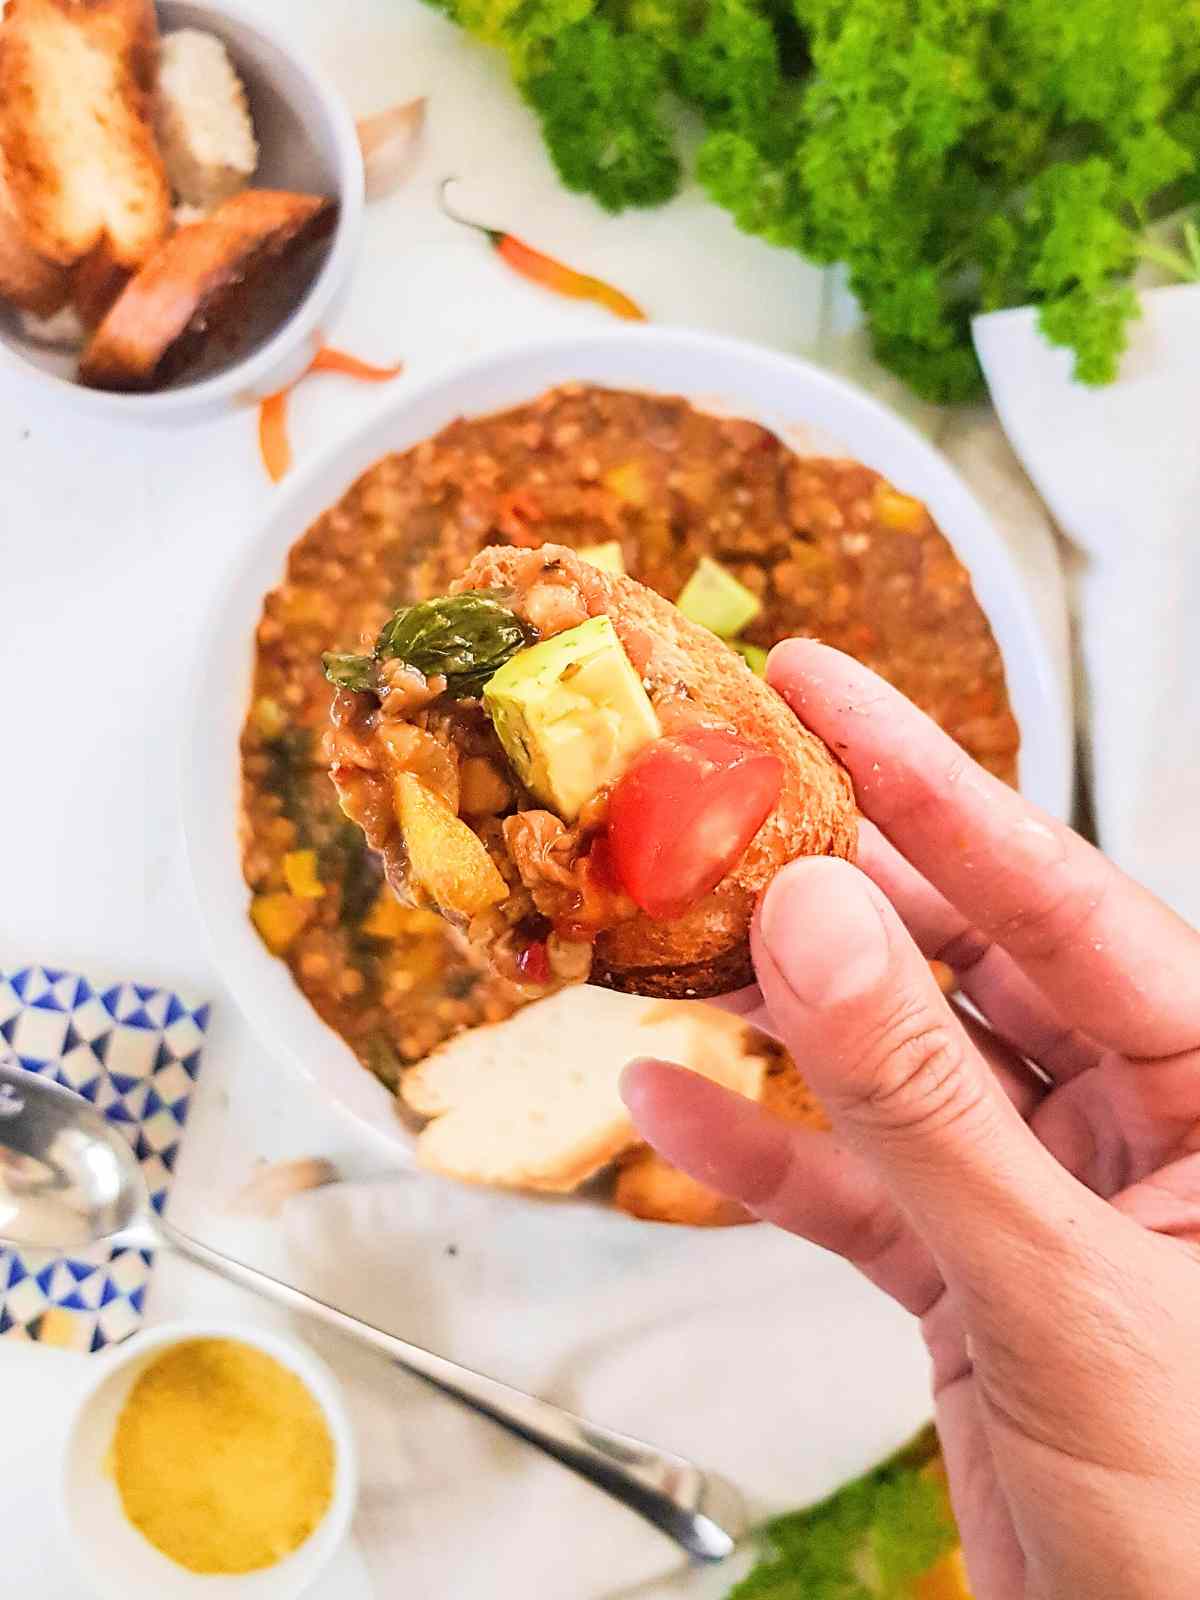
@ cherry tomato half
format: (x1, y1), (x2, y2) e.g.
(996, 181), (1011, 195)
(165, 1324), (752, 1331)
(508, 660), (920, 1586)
(606, 726), (783, 922)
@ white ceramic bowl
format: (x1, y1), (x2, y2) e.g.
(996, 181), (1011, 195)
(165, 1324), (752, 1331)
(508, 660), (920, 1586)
(61, 1321), (358, 1600)
(0, 0), (364, 425)
(182, 327), (1074, 1161)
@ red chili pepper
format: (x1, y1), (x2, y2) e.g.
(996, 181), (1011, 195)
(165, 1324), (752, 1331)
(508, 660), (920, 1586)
(258, 344), (403, 481)
(516, 939), (551, 985)
(440, 180), (646, 322)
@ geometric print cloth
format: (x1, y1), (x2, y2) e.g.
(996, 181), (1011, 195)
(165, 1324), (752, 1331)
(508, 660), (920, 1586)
(0, 965), (208, 1352)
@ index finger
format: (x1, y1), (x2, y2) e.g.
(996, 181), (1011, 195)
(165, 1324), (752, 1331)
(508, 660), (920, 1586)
(769, 640), (1200, 1058)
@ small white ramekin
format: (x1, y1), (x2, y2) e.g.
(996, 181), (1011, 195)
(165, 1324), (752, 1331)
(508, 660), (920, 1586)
(0, 0), (364, 426)
(60, 1320), (359, 1600)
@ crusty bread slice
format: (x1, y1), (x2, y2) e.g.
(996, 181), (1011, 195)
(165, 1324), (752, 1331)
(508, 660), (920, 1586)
(401, 991), (649, 1193)
(78, 188), (335, 390)
(402, 989), (765, 1195)
(0, 0), (170, 269)
(71, 238), (130, 327)
(0, 160), (70, 314)
(613, 1151), (753, 1227)
(457, 544), (859, 998)
(155, 29), (258, 211)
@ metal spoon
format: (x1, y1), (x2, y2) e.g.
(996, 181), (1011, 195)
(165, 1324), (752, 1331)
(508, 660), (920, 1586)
(0, 1059), (744, 1560)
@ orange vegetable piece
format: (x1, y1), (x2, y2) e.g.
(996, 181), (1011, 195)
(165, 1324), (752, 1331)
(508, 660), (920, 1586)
(250, 893), (311, 954)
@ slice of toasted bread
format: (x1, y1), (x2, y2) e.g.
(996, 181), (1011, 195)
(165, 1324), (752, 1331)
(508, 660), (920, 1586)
(457, 544), (859, 998)
(613, 1150), (753, 1227)
(155, 29), (258, 210)
(78, 189), (335, 391)
(402, 989), (767, 1195)
(0, 160), (70, 314)
(0, 0), (170, 269)
(71, 238), (130, 327)
(401, 991), (649, 1193)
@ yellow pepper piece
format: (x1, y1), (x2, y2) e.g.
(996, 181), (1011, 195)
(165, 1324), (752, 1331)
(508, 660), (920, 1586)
(874, 484), (927, 533)
(361, 891), (442, 941)
(250, 893), (311, 954)
(602, 462), (649, 507)
(281, 588), (336, 626)
(251, 696), (287, 739)
(283, 849), (324, 899)
(394, 774), (508, 918)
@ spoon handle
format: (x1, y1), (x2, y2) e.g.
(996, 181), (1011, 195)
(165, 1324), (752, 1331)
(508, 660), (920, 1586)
(148, 1216), (744, 1562)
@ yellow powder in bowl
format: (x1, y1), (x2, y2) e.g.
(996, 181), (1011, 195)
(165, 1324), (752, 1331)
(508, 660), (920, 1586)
(111, 1338), (335, 1574)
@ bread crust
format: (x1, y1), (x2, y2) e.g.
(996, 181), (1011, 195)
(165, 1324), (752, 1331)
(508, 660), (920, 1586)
(458, 543), (859, 998)
(78, 189), (335, 390)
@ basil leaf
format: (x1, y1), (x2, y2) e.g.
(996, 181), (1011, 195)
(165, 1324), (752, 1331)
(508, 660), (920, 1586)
(374, 591), (532, 697)
(322, 652), (380, 693)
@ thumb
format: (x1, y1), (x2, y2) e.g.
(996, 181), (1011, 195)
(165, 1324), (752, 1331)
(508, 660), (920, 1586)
(754, 857), (1092, 1287)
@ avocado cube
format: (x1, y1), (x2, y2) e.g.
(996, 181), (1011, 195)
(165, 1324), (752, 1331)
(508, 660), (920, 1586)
(732, 640), (769, 676)
(677, 556), (761, 638)
(484, 615), (660, 820)
(578, 541), (626, 576)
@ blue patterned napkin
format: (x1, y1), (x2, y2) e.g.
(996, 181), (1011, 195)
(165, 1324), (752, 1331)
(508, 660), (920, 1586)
(0, 965), (209, 1351)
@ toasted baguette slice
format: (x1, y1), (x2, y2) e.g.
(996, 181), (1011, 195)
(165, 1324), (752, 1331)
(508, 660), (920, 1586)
(401, 991), (649, 1193)
(458, 544), (859, 998)
(401, 989), (764, 1194)
(0, 0), (170, 269)
(0, 161), (70, 314)
(155, 29), (258, 210)
(78, 189), (335, 391)
(71, 239), (130, 327)
(613, 1150), (753, 1227)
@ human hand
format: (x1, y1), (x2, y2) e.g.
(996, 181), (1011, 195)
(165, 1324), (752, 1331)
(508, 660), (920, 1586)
(622, 641), (1200, 1600)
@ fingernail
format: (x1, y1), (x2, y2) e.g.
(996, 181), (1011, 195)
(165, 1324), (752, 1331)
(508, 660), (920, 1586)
(759, 859), (891, 1007)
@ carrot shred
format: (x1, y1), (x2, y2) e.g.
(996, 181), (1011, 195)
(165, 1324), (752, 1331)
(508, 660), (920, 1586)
(257, 344), (404, 481)
(308, 346), (405, 381)
(258, 390), (292, 483)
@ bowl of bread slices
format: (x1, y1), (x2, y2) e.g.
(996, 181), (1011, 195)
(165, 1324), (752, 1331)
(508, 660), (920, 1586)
(0, 0), (362, 420)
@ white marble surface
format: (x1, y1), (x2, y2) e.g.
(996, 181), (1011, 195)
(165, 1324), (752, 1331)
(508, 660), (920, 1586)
(0, 1), (1070, 1594)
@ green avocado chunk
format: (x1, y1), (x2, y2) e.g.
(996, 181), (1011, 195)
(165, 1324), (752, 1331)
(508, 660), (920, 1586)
(677, 556), (761, 638)
(483, 615), (660, 821)
(577, 541), (626, 575)
(732, 640), (769, 676)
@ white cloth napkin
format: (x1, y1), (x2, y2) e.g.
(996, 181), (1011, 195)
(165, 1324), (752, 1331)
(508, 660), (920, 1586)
(284, 1173), (932, 1600)
(974, 284), (1200, 928)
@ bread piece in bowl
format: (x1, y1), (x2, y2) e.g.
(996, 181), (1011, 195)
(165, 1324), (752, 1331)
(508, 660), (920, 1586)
(0, 162), (69, 315)
(326, 543), (857, 1001)
(0, 0), (170, 270)
(78, 188), (335, 390)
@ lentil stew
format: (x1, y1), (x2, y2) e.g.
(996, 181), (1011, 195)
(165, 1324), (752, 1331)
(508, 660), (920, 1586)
(240, 385), (1019, 1087)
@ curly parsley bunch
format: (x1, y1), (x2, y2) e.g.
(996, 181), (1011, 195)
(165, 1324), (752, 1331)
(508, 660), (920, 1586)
(428, 0), (1200, 400)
